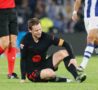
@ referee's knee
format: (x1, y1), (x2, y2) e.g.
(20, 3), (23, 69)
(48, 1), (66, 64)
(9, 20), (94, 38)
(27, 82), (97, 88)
(0, 36), (10, 49)
(1, 41), (9, 49)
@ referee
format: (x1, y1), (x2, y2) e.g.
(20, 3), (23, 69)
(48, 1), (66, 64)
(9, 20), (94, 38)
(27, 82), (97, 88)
(0, 0), (18, 79)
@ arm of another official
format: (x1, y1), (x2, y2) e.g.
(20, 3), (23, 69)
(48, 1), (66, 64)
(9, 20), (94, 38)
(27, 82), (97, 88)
(72, 0), (82, 22)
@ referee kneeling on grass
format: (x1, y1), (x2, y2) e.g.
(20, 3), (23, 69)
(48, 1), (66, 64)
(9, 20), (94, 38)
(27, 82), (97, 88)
(20, 18), (86, 83)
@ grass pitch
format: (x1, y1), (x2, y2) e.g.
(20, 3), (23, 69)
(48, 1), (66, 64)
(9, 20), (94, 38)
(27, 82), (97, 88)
(0, 56), (98, 90)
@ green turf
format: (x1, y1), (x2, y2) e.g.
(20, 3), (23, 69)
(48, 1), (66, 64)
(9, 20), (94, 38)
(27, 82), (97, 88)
(0, 56), (98, 90)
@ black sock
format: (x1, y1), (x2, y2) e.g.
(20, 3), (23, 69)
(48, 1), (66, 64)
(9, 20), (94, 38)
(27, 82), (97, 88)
(48, 77), (67, 82)
(63, 56), (78, 79)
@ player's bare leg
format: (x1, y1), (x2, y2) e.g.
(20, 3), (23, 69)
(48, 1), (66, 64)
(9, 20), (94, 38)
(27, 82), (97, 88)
(0, 36), (9, 54)
(40, 50), (73, 82)
(40, 68), (72, 82)
(94, 32), (98, 55)
(78, 29), (98, 72)
(5, 35), (18, 79)
(52, 50), (86, 82)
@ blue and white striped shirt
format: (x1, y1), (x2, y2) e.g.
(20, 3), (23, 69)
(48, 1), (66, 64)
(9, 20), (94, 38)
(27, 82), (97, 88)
(84, 0), (98, 18)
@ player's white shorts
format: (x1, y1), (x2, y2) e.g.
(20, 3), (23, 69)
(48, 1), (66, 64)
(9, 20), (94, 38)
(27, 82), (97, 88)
(84, 17), (98, 34)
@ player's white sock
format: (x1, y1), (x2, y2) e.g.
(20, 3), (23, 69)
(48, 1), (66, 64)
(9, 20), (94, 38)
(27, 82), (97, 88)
(80, 43), (94, 69)
(94, 44), (98, 55)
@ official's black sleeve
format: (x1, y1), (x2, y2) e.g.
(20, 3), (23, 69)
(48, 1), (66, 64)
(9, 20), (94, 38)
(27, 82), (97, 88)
(20, 38), (27, 80)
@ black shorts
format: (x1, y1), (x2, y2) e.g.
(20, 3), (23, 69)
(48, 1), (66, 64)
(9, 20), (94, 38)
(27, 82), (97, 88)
(27, 55), (58, 82)
(0, 8), (18, 37)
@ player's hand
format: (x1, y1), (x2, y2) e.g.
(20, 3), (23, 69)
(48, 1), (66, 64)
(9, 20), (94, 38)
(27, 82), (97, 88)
(20, 79), (26, 83)
(72, 11), (79, 22)
(68, 59), (78, 68)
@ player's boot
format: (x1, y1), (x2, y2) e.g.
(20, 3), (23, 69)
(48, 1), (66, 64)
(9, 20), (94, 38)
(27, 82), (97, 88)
(7, 74), (14, 79)
(77, 66), (84, 72)
(76, 74), (86, 83)
(7, 72), (19, 79)
(66, 78), (73, 83)
(12, 73), (19, 79)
